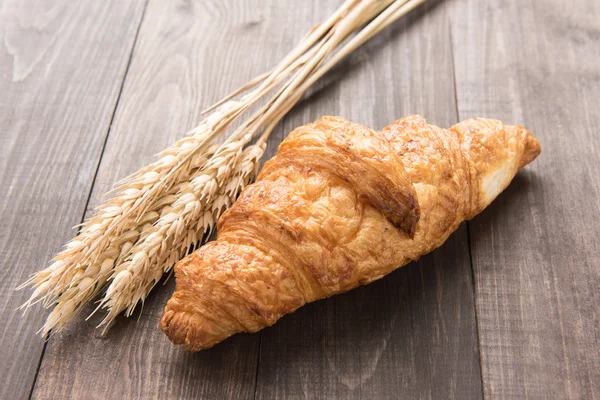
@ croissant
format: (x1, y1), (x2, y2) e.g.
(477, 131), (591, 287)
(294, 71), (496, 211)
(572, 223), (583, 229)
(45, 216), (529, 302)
(160, 115), (540, 351)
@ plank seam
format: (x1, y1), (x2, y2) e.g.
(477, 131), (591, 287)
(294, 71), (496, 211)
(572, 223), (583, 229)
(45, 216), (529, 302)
(448, 18), (487, 400)
(26, 0), (150, 398)
(252, 332), (263, 400)
(465, 223), (486, 400)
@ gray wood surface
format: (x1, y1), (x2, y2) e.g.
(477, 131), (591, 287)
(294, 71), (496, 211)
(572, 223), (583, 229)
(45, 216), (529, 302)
(451, 0), (600, 398)
(1, 0), (598, 399)
(0, 1), (147, 399)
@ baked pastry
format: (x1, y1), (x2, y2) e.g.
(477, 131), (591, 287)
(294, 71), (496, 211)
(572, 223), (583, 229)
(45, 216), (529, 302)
(160, 115), (541, 351)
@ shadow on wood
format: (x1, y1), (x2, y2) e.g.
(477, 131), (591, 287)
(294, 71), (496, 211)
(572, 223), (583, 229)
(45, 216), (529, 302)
(468, 170), (544, 245)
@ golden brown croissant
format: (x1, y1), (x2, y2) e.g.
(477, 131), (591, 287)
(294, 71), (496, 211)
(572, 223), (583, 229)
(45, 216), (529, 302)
(160, 115), (541, 351)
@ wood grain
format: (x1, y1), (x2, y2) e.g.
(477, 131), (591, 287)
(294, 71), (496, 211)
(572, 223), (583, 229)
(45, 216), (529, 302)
(254, 2), (483, 399)
(451, 0), (600, 398)
(0, 1), (146, 399)
(31, 0), (324, 399)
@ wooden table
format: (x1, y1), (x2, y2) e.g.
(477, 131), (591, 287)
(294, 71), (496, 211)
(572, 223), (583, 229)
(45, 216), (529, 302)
(1, 0), (598, 398)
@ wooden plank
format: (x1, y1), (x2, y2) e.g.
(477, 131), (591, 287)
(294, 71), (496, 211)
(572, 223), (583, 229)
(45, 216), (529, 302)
(0, 1), (147, 399)
(31, 0), (328, 399)
(450, 0), (600, 398)
(255, 2), (483, 399)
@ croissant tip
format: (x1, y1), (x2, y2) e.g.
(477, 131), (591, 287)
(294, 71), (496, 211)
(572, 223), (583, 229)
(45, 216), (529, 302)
(518, 126), (541, 168)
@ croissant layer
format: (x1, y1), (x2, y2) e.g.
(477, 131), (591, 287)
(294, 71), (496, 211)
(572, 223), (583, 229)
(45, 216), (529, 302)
(160, 115), (540, 351)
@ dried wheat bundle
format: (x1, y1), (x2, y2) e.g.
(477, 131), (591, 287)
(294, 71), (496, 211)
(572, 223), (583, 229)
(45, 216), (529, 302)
(19, 0), (424, 335)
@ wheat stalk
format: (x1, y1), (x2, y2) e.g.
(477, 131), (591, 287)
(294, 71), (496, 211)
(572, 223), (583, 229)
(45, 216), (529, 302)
(19, 0), (425, 336)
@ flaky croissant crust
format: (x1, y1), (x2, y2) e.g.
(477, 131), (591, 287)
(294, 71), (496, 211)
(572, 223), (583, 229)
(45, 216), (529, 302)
(160, 115), (541, 351)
